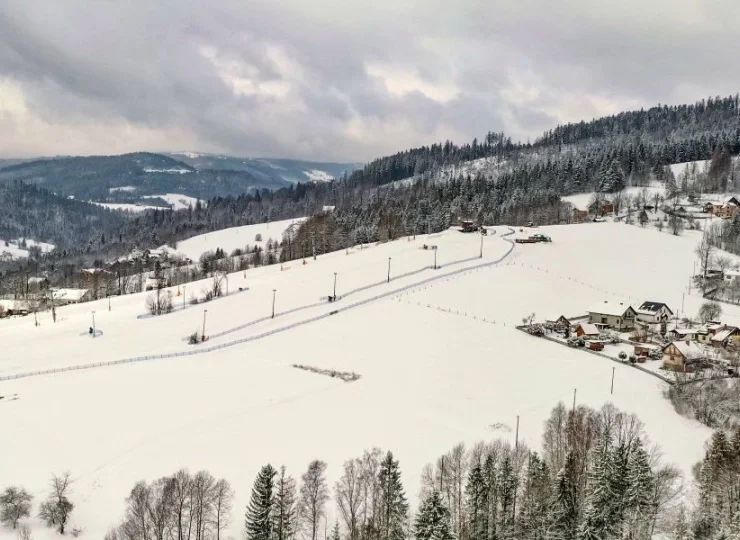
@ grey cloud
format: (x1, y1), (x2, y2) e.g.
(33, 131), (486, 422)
(0, 0), (738, 161)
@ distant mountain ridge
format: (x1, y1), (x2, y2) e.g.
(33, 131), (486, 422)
(165, 152), (362, 184)
(0, 152), (363, 204)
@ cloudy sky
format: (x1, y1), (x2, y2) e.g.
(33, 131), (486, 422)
(0, 0), (738, 162)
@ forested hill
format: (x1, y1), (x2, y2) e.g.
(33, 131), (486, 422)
(3, 94), (740, 275)
(0, 181), (124, 252)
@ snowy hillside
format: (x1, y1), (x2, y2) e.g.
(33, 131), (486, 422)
(170, 218), (305, 261)
(562, 185), (666, 210)
(0, 238), (55, 260)
(142, 193), (203, 210)
(0, 221), (715, 539)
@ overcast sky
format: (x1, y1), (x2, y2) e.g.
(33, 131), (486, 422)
(0, 0), (738, 162)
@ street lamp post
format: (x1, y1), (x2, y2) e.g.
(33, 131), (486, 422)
(183, 285), (187, 310)
(333, 272), (337, 300)
(202, 309), (208, 342)
(480, 231), (484, 258)
(387, 257), (391, 283)
(91, 311), (96, 338)
(272, 289), (276, 318)
(433, 247), (438, 270)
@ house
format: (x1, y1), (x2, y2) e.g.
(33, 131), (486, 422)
(572, 208), (589, 223)
(0, 299), (30, 316)
(666, 327), (702, 341)
(52, 288), (91, 305)
(587, 301), (637, 330)
(27, 276), (50, 294)
(588, 199), (614, 216)
(713, 198), (739, 219)
(725, 270), (740, 282)
(710, 326), (740, 348)
(635, 301), (673, 324)
(575, 323), (600, 338)
(662, 340), (707, 372)
(459, 220), (478, 233)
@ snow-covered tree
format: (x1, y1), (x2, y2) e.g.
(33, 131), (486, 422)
(378, 452), (408, 540)
(246, 465), (277, 540)
(414, 491), (453, 540)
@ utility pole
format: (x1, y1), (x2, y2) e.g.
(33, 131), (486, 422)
(333, 272), (337, 300)
(272, 289), (276, 318)
(433, 247), (438, 270)
(108, 294), (111, 312)
(183, 285), (186, 310)
(202, 309), (207, 342)
(479, 231), (484, 258)
(572, 388), (577, 412)
(387, 257), (391, 283)
(515, 415), (520, 450)
(611, 367), (615, 395)
(91, 311), (96, 338)
(50, 290), (56, 323)
(312, 234), (316, 261)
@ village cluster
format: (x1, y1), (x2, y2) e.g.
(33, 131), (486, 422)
(534, 300), (740, 375)
(0, 246), (187, 318)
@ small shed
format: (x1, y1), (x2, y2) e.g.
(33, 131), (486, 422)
(586, 340), (606, 351)
(711, 327), (740, 348)
(575, 323), (600, 338)
(634, 343), (659, 357)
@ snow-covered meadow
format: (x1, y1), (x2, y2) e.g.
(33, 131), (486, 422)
(0, 221), (716, 539)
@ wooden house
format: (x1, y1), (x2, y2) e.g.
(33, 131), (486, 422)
(662, 340), (706, 372)
(572, 208), (589, 223)
(575, 323), (600, 338)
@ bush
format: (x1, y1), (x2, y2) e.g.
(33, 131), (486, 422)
(146, 290), (173, 316)
(255, 233), (262, 242)
(188, 331), (200, 345)
(618, 351), (627, 360)
(629, 355), (637, 364)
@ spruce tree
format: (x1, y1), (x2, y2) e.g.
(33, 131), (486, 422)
(465, 464), (487, 540)
(378, 451), (408, 540)
(578, 437), (614, 540)
(272, 466), (297, 540)
(246, 464), (277, 540)
(553, 452), (579, 540)
(414, 491), (454, 540)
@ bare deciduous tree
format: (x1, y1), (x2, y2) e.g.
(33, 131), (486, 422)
(299, 460), (329, 540)
(0, 486), (33, 529)
(336, 459), (364, 540)
(39, 472), (74, 535)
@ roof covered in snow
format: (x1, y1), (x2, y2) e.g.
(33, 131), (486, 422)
(587, 301), (635, 317)
(637, 301), (673, 314)
(52, 288), (90, 301)
(576, 323), (599, 335)
(664, 340), (706, 360)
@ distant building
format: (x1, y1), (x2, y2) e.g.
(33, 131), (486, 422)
(0, 299), (30, 317)
(52, 288), (91, 305)
(635, 301), (673, 324)
(572, 208), (589, 223)
(662, 340), (707, 372)
(587, 301), (637, 330)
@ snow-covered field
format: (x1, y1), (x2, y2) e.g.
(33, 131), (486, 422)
(142, 193), (203, 210)
(0, 238), (55, 260)
(0, 221), (716, 539)
(89, 201), (165, 213)
(170, 218), (306, 261)
(562, 185), (665, 211)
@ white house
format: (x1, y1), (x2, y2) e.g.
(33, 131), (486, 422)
(725, 270), (740, 282)
(635, 301), (673, 324)
(587, 301), (637, 330)
(52, 288), (91, 305)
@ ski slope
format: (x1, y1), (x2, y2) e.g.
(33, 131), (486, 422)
(0, 222), (714, 539)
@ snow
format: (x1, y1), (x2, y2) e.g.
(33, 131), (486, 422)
(303, 169), (334, 182)
(0, 221), (719, 539)
(669, 160), (709, 178)
(88, 201), (165, 213)
(170, 151), (203, 159)
(170, 218), (306, 261)
(562, 185), (665, 211)
(142, 193), (203, 210)
(0, 238), (55, 260)
(142, 168), (193, 174)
